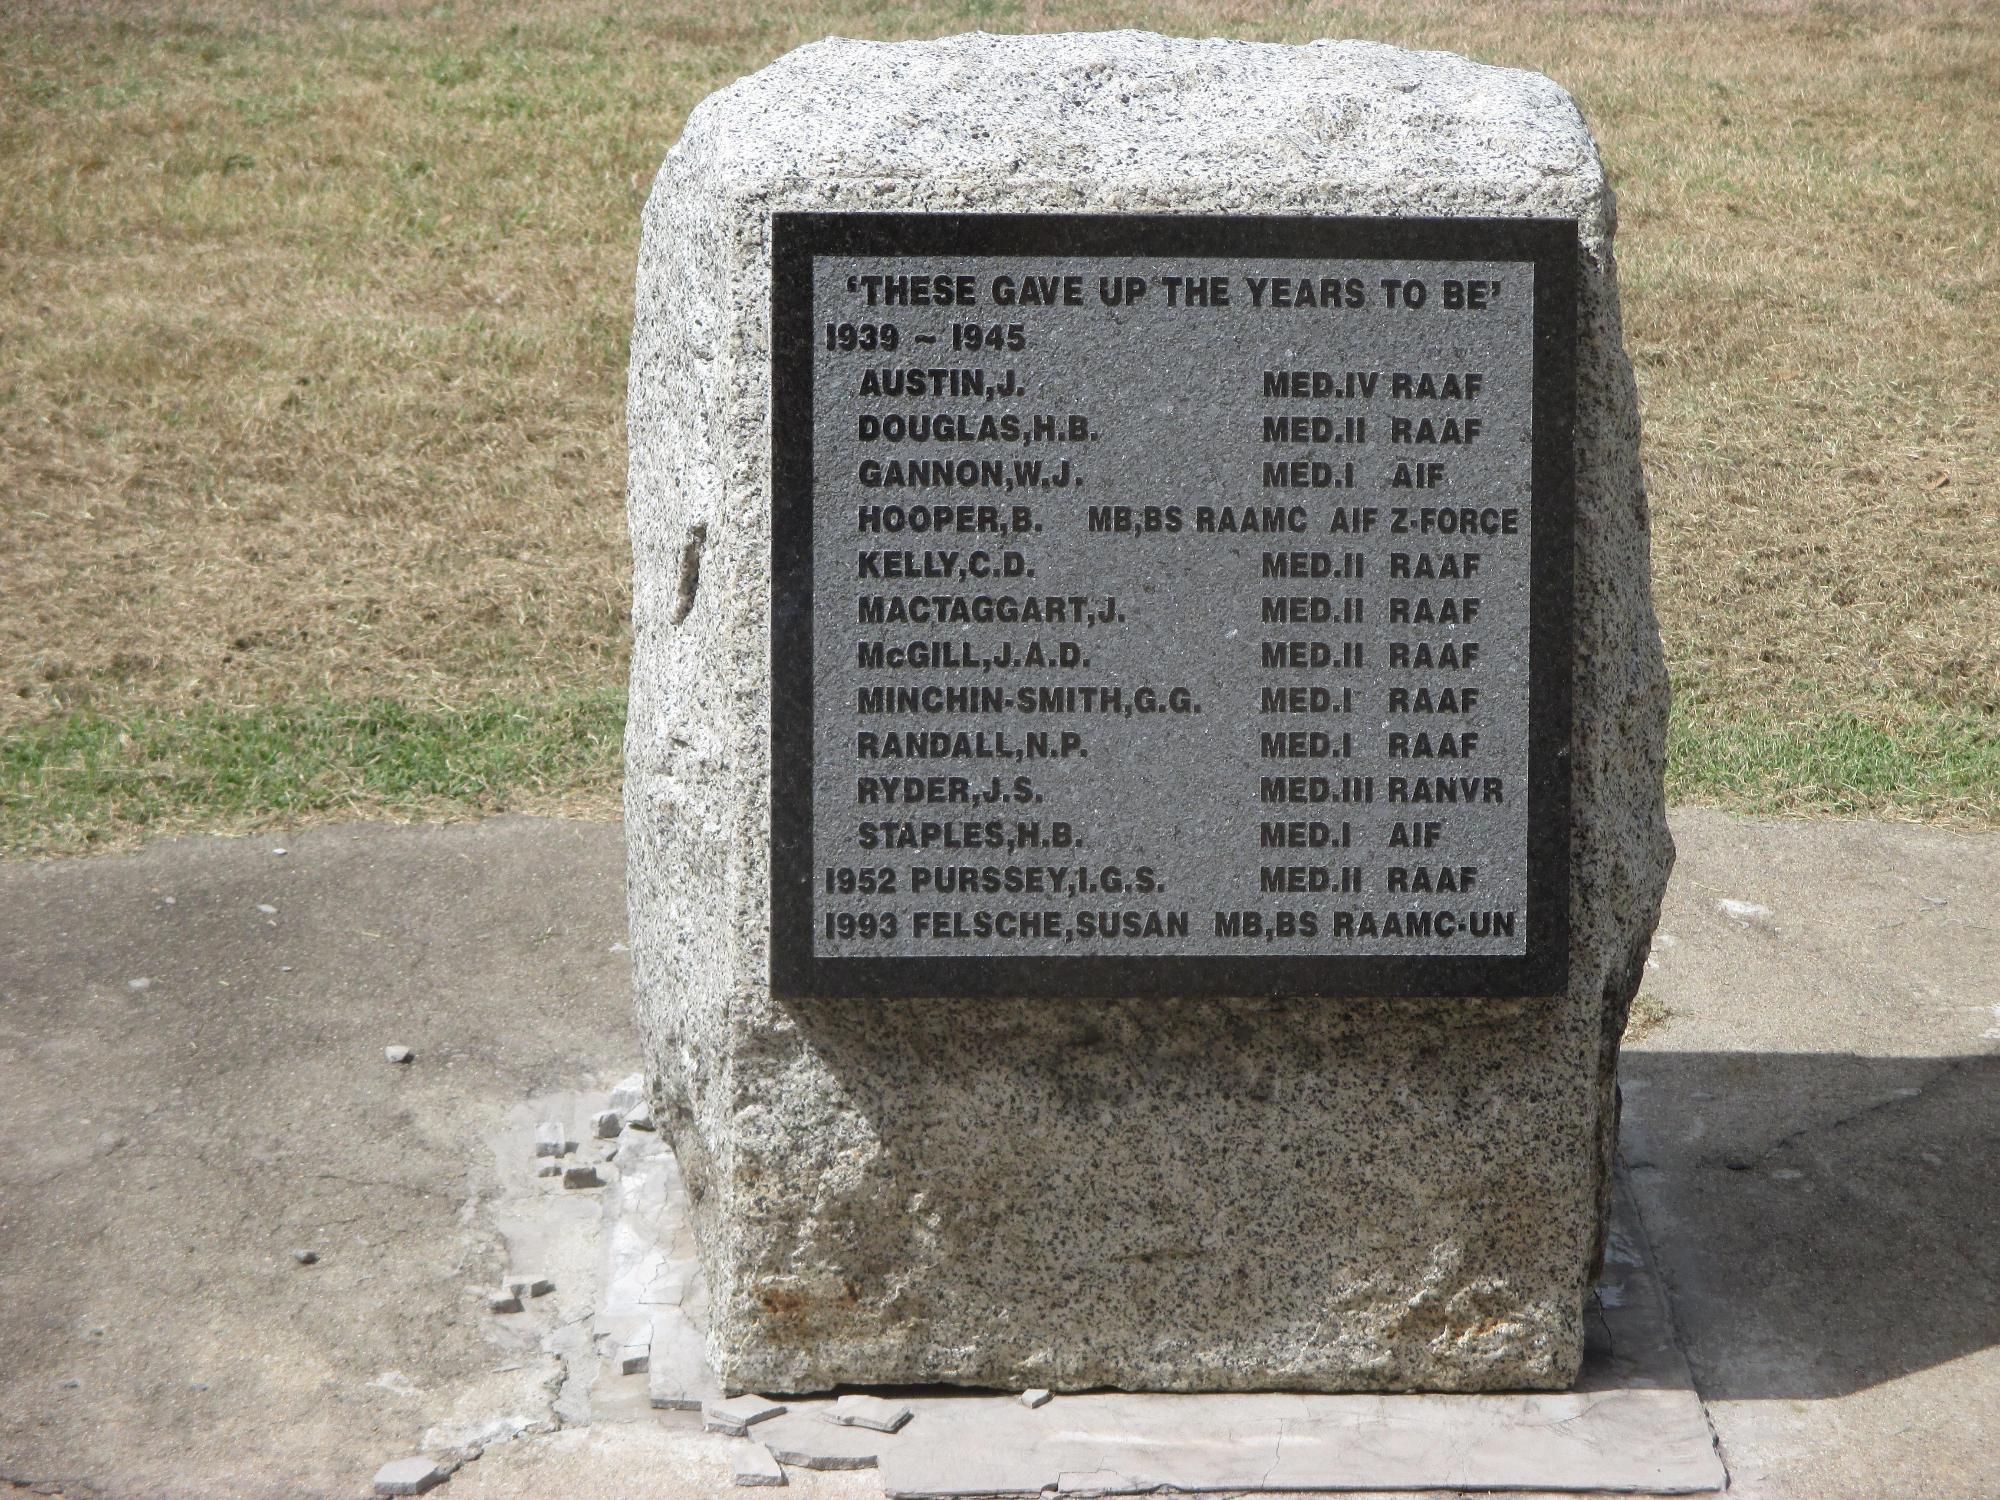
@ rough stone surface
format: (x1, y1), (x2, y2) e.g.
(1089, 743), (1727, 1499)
(626, 31), (1671, 1393)
(865, 1175), (1723, 1496)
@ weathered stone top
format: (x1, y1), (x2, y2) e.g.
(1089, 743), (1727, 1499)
(663, 32), (1610, 243)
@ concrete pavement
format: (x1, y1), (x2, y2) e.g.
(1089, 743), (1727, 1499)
(0, 809), (1993, 1497)
(1620, 815), (1999, 1498)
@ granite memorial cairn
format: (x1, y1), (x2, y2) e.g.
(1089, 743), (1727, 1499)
(626, 33), (1670, 1394)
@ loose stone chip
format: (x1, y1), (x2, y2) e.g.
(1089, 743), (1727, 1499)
(486, 1289), (523, 1314)
(609, 1073), (646, 1113)
(383, 1046), (414, 1065)
(534, 1122), (567, 1158)
(507, 1275), (554, 1298)
(618, 1326), (652, 1375)
(372, 1456), (447, 1495)
(562, 1163), (604, 1189)
(592, 1109), (623, 1139)
(1020, 1388), (1052, 1408)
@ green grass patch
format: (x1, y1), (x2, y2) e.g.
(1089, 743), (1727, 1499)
(1, 692), (626, 856)
(1669, 700), (2000, 825)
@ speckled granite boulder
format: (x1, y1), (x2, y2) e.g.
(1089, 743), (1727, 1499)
(625, 32), (1670, 1393)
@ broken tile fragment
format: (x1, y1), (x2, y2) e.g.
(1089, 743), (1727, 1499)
(755, 1413), (883, 1471)
(592, 1108), (623, 1139)
(372, 1455), (446, 1495)
(1020, 1388), (1052, 1408)
(534, 1122), (567, 1158)
(826, 1393), (912, 1432)
(562, 1163), (604, 1189)
(704, 1393), (787, 1435)
(730, 1440), (788, 1487)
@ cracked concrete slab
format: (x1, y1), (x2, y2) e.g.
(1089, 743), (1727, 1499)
(1623, 811), (2000, 1500)
(0, 809), (1993, 1497)
(0, 817), (634, 1497)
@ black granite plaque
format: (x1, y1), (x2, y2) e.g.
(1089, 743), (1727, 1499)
(770, 214), (1574, 999)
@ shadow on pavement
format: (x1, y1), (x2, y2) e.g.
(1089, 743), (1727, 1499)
(1620, 1049), (1997, 1401)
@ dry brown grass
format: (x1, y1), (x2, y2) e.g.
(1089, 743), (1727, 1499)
(1, 1), (1995, 836)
